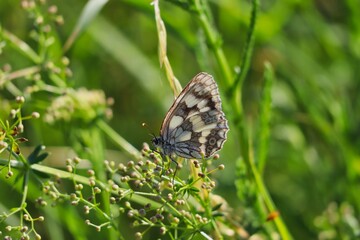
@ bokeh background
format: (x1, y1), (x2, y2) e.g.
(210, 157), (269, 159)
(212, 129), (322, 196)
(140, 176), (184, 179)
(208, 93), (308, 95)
(1, 0), (359, 239)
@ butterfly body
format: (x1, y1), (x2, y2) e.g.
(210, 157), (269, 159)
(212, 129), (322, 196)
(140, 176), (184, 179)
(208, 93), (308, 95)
(153, 72), (229, 160)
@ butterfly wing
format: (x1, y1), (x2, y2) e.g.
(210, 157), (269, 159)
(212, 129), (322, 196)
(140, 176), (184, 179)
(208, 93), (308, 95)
(160, 72), (229, 159)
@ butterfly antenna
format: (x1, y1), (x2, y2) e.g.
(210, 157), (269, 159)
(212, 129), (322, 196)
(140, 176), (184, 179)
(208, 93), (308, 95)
(142, 122), (156, 139)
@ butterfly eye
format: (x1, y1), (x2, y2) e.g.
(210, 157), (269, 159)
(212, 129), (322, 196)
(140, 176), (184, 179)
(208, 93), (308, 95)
(152, 137), (160, 146)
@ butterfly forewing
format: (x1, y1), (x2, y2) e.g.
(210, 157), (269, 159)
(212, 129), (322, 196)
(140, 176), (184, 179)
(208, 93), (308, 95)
(154, 72), (229, 159)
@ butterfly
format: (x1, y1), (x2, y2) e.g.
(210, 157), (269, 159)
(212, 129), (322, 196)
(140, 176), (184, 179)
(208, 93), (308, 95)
(152, 72), (229, 160)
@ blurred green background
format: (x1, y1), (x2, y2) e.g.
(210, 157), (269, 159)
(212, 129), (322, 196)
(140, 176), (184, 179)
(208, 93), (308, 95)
(1, 0), (360, 239)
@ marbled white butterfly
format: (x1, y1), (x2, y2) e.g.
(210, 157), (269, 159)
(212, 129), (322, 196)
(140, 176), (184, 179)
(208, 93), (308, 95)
(152, 72), (229, 160)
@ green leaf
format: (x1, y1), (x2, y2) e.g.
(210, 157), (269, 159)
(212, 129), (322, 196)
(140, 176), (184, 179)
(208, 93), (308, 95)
(211, 203), (223, 211)
(1, 28), (41, 63)
(189, 186), (200, 193)
(32, 169), (50, 178)
(63, 0), (109, 52)
(27, 145), (48, 164)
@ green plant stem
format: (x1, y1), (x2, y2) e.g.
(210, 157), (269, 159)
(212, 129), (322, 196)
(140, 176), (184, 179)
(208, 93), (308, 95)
(258, 63), (273, 173)
(20, 163), (161, 211)
(97, 120), (141, 160)
(1, 29), (41, 63)
(190, 0), (244, 127)
(232, 0), (259, 92)
(86, 126), (117, 240)
(1, 66), (41, 82)
(193, 0), (232, 88)
(249, 156), (293, 239)
(11, 153), (31, 229)
(190, 1), (293, 239)
(20, 164), (30, 207)
(153, 0), (182, 96)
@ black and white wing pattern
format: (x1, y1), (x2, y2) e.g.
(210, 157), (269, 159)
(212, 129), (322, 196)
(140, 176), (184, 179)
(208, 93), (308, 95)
(152, 72), (229, 159)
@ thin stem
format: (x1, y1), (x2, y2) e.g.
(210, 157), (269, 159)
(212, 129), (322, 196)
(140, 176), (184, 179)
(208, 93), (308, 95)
(0, 66), (41, 83)
(193, 0), (232, 88)
(258, 63), (273, 173)
(20, 167), (30, 208)
(1, 29), (41, 63)
(249, 157), (293, 240)
(232, 0), (259, 93)
(153, 0), (182, 96)
(97, 120), (141, 160)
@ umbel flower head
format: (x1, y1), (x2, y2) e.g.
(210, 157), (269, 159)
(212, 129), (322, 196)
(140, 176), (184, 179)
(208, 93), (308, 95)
(44, 88), (113, 125)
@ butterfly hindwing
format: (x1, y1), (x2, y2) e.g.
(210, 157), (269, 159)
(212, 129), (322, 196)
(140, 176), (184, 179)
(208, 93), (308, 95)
(153, 72), (229, 159)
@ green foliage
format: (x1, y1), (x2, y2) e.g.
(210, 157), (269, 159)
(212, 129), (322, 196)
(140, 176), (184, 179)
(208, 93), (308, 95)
(1, 0), (359, 239)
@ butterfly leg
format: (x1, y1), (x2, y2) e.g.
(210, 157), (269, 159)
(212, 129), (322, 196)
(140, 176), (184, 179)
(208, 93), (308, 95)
(168, 155), (178, 184)
(157, 151), (175, 178)
(158, 153), (178, 184)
